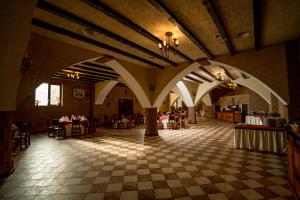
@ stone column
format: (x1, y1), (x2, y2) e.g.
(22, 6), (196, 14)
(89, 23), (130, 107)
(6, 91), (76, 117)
(0, 112), (14, 176)
(145, 108), (158, 136)
(188, 107), (196, 124)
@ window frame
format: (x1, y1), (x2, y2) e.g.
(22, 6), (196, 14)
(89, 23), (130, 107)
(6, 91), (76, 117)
(35, 83), (63, 107)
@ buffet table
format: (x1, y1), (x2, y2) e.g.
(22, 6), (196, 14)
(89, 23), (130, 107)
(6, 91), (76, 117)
(234, 124), (287, 153)
(245, 115), (263, 125)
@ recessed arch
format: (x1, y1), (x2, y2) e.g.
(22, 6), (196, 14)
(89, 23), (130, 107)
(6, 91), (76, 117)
(209, 60), (288, 105)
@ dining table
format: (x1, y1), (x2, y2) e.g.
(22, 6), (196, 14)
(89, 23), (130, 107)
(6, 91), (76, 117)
(59, 118), (88, 137)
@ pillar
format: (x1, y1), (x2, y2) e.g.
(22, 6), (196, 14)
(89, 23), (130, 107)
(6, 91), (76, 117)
(285, 40), (300, 120)
(0, 0), (37, 176)
(145, 108), (158, 136)
(188, 107), (196, 124)
(0, 112), (14, 176)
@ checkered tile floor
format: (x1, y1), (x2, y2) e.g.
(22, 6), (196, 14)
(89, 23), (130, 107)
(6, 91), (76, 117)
(0, 118), (295, 200)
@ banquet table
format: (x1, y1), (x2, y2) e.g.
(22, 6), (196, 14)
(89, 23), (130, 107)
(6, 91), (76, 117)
(63, 120), (88, 137)
(234, 124), (287, 153)
(245, 115), (263, 125)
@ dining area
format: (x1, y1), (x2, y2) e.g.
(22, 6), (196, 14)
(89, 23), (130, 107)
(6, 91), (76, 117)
(157, 111), (186, 130)
(47, 115), (96, 139)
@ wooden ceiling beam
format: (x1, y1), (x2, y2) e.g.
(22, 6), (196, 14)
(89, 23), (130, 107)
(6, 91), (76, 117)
(67, 67), (119, 79)
(219, 66), (235, 80)
(202, 0), (235, 55)
(31, 19), (165, 69)
(73, 64), (119, 76)
(148, 0), (213, 59)
(83, 0), (193, 62)
(253, 0), (261, 49)
(191, 71), (212, 82)
(36, 0), (176, 66)
(82, 62), (114, 72)
(199, 66), (217, 80)
(185, 75), (203, 84)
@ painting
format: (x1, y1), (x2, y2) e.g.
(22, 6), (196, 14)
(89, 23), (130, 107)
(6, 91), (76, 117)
(73, 88), (85, 99)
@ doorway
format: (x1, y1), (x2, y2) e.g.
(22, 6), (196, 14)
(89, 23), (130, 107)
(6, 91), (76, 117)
(118, 99), (133, 116)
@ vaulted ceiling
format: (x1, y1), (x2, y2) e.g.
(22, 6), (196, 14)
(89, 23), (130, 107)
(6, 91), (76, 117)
(32, 0), (300, 83)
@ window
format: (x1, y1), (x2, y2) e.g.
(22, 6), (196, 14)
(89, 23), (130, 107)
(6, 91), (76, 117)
(35, 83), (62, 106)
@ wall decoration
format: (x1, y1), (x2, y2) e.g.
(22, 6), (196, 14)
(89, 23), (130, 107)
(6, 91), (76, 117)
(73, 88), (85, 99)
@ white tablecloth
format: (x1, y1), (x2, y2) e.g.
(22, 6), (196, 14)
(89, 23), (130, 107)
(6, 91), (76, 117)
(234, 128), (287, 153)
(65, 124), (85, 137)
(245, 116), (263, 125)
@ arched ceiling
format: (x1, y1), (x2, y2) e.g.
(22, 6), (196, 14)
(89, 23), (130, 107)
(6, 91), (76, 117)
(32, 0), (300, 72)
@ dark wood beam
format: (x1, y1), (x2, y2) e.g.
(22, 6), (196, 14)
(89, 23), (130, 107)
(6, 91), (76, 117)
(82, 62), (115, 72)
(57, 72), (110, 81)
(202, 0), (235, 55)
(191, 72), (212, 82)
(199, 66), (216, 80)
(73, 64), (119, 76)
(253, 0), (261, 49)
(148, 0), (213, 59)
(67, 67), (119, 79)
(36, 0), (176, 66)
(83, 0), (193, 62)
(31, 19), (165, 69)
(219, 66), (235, 80)
(52, 75), (99, 83)
(185, 75), (203, 84)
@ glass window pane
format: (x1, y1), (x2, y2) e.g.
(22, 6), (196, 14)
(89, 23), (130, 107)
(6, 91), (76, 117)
(35, 83), (49, 106)
(50, 85), (61, 105)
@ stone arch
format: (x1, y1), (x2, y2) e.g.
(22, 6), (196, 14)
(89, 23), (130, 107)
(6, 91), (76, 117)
(153, 62), (200, 108)
(172, 81), (194, 107)
(95, 80), (119, 105)
(209, 60), (287, 105)
(102, 59), (152, 108)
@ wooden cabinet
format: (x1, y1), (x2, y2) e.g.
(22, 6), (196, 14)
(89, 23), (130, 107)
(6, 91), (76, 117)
(287, 128), (300, 200)
(217, 112), (241, 123)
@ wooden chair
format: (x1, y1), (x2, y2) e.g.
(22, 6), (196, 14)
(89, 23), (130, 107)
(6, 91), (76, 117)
(180, 115), (186, 128)
(47, 119), (54, 137)
(52, 119), (65, 139)
(168, 115), (175, 130)
(71, 119), (81, 137)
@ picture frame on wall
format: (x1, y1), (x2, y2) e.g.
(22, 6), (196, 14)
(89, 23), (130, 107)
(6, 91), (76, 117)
(73, 88), (85, 99)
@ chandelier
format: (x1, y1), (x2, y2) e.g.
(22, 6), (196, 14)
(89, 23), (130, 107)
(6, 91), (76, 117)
(158, 32), (179, 59)
(216, 72), (224, 81)
(66, 71), (80, 79)
(215, 72), (237, 89)
(225, 80), (238, 89)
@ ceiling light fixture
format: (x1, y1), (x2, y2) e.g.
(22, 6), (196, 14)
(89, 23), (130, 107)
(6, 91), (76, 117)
(216, 72), (224, 81)
(67, 71), (80, 79)
(158, 31), (179, 59)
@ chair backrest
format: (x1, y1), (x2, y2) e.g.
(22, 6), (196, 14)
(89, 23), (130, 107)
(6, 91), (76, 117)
(52, 119), (59, 126)
(72, 119), (80, 125)
(169, 115), (175, 120)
